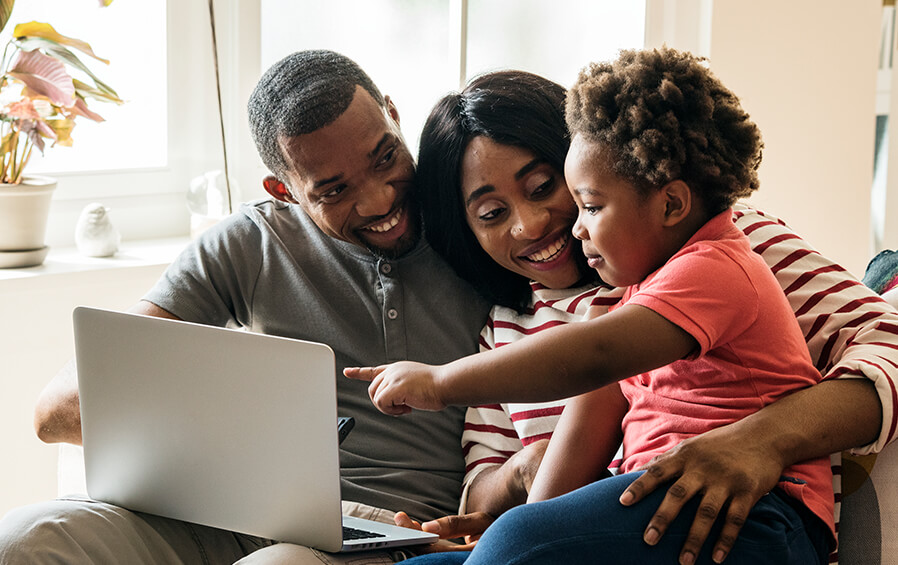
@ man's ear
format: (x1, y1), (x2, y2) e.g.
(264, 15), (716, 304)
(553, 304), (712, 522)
(659, 180), (692, 227)
(263, 176), (298, 204)
(384, 95), (400, 126)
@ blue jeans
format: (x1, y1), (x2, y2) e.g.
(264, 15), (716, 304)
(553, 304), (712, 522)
(405, 472), (829, 565)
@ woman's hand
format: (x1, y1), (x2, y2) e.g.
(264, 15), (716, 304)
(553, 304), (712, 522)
(619, 423), (785, 565)
(344, 361), (447, 415)
(393, 511), (495, 552)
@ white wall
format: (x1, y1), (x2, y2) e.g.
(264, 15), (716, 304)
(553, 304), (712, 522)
(647, 0), (880, 277)
(721, 1), (877, 277)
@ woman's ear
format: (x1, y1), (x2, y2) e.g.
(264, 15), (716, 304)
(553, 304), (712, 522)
(659, 180), (692, 227)
(262, 176), (298, 204)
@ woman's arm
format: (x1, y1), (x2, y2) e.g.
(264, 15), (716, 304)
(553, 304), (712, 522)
(528, 384), (627, 503)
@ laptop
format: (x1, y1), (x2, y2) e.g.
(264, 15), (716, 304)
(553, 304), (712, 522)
(73, 306), (438, 553)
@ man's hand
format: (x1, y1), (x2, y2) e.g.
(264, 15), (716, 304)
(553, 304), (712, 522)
(393, 511), (495, 553)
(344, 362), (446, 415)
(619, 424), (784, 565)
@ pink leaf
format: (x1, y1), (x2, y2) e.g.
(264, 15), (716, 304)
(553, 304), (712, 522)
(6, 49), (75, 107)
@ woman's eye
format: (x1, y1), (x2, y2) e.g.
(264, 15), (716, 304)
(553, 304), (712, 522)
(478, 207), (505, 221)
(531, 177), (554, 197)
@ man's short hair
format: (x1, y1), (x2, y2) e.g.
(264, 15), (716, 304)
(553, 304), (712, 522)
(248, 50), (385, 179)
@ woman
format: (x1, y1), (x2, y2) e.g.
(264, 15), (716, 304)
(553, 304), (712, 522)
(402, 69), (897, 563)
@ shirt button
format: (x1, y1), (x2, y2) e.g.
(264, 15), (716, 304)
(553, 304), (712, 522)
(387, 308), (399, 320)
(380, 263), (392, 274)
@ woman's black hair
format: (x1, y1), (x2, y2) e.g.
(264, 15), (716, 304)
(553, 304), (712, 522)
(417, 70), (589, 311)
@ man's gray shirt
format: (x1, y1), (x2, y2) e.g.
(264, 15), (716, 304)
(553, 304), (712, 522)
(143, 199), (490, 521)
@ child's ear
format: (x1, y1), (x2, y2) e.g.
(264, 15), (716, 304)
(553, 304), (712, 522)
(659, 180), (692, 226)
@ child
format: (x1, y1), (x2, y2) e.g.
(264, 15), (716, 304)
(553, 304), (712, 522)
(347, 47), (833, 564)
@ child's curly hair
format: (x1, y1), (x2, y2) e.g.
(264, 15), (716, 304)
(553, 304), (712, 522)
(566, 47), (763, 214)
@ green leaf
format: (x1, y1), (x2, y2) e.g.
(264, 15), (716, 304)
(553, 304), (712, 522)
(73, 78), (122, 105)
(0, 0), (14, 36)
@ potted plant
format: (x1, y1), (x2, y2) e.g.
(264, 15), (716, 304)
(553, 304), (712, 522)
(0, 0), (121, 268)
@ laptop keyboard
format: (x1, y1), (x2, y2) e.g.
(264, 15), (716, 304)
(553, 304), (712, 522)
(343, 525), (387, 541)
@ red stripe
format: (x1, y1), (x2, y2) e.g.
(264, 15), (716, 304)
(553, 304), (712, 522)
(510, 406), (565, 421)
(752, 233), (802, 255)
(494, 319), (568, 335)
(795, 280), (859, 317)
(465, 456), (511, 473)
(474, 403), (504, 411)
(786, 266), (850, 298)
(864, 341), (898, 351)
(741, 219), (780, 236)
(461, 442), (520, 458)
(874, 355), (898, 370)
(522, 431), (554, 445)
(478, 335), (491, 350)
(463, 423), (519, 438)
(875, 321), (898, 336)
(824, 367), (863, 380)
(769, 248), (819, 274)
(817, 312), (881, 370)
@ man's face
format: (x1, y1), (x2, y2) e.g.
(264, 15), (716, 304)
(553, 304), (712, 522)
(270, 86), (419, 257)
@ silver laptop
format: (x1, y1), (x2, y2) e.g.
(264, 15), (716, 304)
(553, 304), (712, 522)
(73, 306), (438, 552)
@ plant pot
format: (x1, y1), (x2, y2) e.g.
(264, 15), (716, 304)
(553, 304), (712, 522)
(0, 175), (57, 268)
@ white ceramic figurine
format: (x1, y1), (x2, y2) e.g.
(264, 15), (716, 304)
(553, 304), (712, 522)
(75, 202), (121, 257)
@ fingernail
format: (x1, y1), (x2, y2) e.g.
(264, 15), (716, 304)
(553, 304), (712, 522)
(713, 549), (726, 563)
(422, 520), (441, 534)
(644, 527), (659, 545)
(680, 551), (695, 565)
(619, 490), (634, 505)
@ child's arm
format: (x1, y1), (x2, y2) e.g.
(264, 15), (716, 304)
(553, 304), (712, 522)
(345, 303), (696, 415)
(527, 383), (627, 503)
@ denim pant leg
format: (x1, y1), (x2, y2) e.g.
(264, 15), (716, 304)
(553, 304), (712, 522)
(405, 471), (828, 565)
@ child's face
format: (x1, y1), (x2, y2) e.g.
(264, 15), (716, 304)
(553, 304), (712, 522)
(564, 134), (671, 288)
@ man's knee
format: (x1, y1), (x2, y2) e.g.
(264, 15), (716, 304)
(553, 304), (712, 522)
(0, 498), (182, 564)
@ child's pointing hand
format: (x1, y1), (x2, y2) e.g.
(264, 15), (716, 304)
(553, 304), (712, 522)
(344, 361), (448, 415)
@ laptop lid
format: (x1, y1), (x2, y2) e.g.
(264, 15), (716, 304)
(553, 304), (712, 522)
(74, 306), (436, 552)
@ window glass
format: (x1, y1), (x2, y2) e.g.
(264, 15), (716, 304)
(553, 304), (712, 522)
(1, 1), (167, 174)
(261, 0), (454, 155)
(466, 0), (645, 88)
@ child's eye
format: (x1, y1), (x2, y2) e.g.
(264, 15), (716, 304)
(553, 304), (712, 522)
(584, 205), (601, 216)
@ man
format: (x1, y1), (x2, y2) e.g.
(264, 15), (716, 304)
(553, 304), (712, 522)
(1, 50), (491, 564)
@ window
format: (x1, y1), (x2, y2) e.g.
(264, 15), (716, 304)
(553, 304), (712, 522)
(2, 1), (167, 175)
(260, 0), (646, 156)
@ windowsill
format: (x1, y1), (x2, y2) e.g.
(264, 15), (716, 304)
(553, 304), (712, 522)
(0, 237), (190, 282)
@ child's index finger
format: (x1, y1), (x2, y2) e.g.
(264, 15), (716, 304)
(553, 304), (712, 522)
(343, 366), (381, 381)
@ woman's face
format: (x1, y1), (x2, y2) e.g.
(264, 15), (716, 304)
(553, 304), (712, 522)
(460, 136), (583, 289)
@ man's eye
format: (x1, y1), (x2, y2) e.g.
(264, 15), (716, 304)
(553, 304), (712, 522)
(323, 185), (347, 199)
(377, 147), (396, 167)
